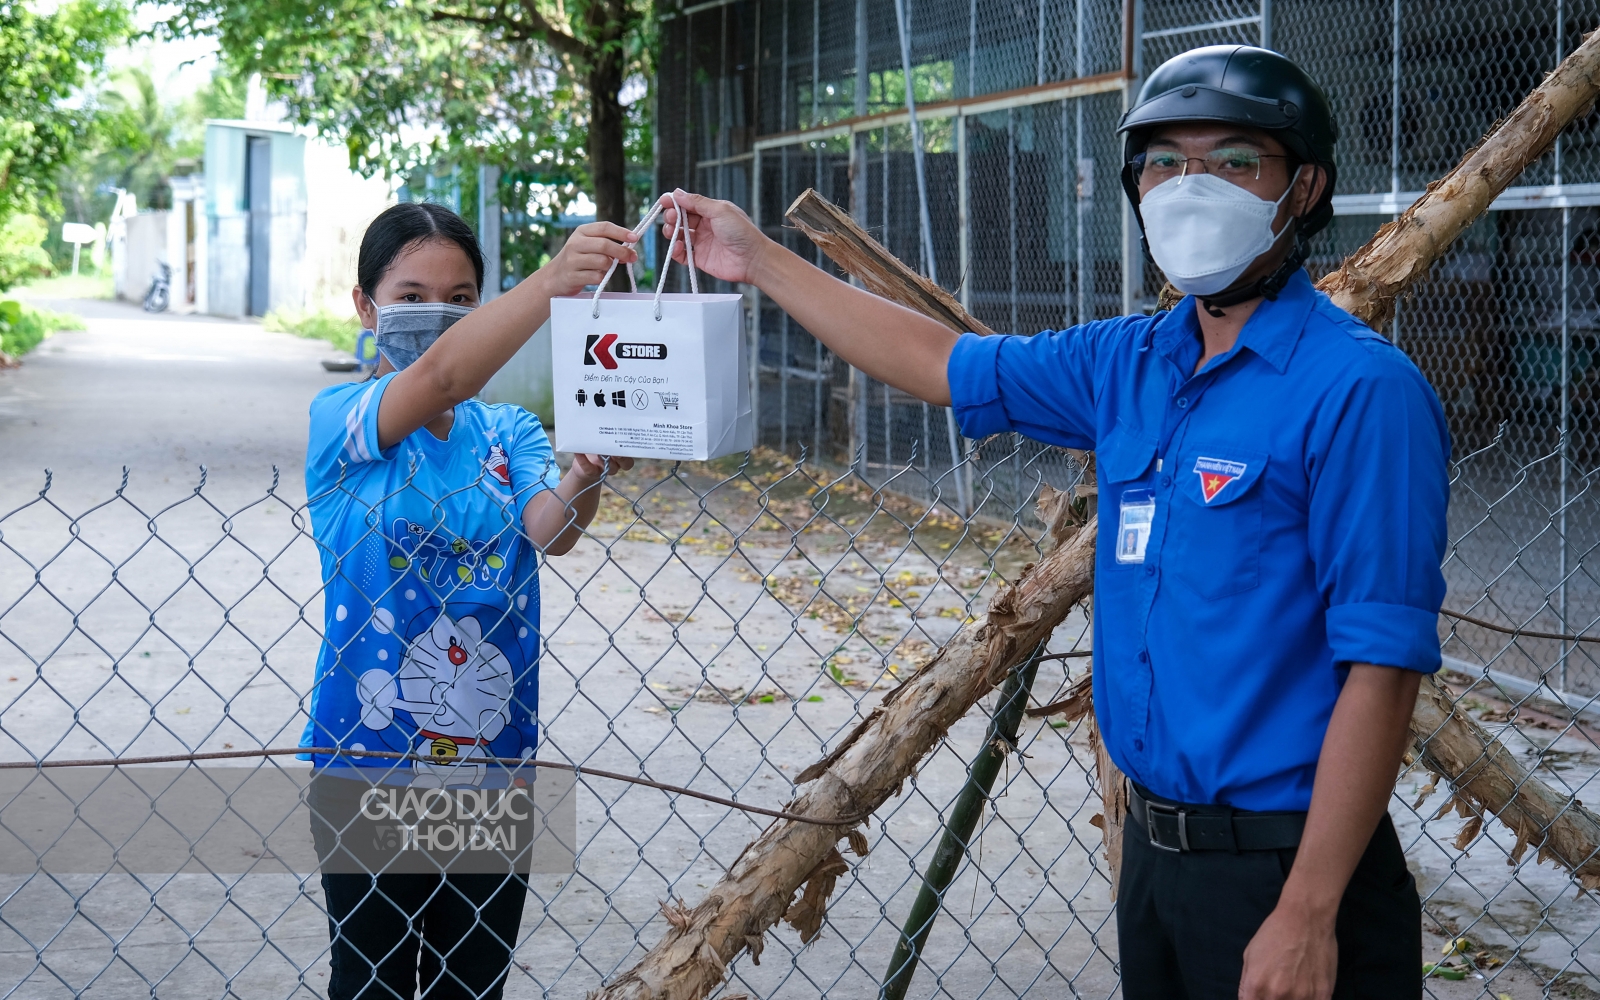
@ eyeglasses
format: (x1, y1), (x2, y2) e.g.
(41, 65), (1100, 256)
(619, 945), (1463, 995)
(1130, 147), (1291, 185)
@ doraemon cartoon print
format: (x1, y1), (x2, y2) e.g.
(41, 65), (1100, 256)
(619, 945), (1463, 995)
(484, 442), (512, 486)
(358, 610), (523, 786)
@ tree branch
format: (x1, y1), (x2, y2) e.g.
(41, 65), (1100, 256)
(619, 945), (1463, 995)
(429, 5), (591, 62)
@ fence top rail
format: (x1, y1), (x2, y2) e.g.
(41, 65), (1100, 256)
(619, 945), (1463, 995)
(1334, 181), (1600, 216)
(750, 72), (1128, 152)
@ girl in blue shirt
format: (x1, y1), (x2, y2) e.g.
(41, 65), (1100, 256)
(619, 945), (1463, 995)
(304, 202), (635, 1000)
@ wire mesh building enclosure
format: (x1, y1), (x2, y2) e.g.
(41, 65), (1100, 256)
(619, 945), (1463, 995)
(658, 0), (1600, 993)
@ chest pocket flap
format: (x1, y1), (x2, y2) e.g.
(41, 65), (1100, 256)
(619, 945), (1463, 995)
(1099, 419), (1158, 484)
(1172, 444), (1269, 599)
(1178, 447), (1268, 507)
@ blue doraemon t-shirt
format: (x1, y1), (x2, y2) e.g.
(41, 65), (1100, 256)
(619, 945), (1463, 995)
(301, 373), (562, 782)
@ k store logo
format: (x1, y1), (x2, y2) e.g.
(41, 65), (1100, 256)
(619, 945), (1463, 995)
(1193, 456), (1247, 503)
(584, 333), (669, 370)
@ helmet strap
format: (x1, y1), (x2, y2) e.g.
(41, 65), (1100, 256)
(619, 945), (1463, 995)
(1198, 229), (1309, 318)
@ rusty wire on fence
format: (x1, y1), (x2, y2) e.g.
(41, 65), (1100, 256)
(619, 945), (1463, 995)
(1, 431), (1599, 998)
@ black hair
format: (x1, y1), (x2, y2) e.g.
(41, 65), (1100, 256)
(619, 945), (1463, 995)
(357, 201), (485, 299)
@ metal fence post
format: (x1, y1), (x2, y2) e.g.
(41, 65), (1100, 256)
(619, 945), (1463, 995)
(478, 165), (502, 302)
(1388, 0), (1403, 349)
(1390, 0), (1402, 197)
(1074, 0), (1088, 326)
(751, 148), (764, 450)
(1121, 0), (1143, 315)
(1008, 107), (1018, 335)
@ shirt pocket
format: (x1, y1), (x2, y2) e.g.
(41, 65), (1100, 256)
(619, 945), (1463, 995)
(1098, 419), (1158, 569)
(1171, 445), (1269, 599)
(1100, 418), (1158, 485)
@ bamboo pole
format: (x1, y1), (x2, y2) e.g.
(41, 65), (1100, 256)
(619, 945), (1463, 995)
(594, 27), (1600, 999)
(879, 645), (1046, 1000)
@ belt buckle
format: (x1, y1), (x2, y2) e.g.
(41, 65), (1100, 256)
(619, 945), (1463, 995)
(1145, 801), (1190, 852)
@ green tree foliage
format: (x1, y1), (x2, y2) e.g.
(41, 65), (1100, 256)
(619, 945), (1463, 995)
(0, 0), (131, 224)
(48, 68), (245, 267)
(0, 298), (85, 358)
(0, 215), (54, 292)
(162, 0), (653, 228)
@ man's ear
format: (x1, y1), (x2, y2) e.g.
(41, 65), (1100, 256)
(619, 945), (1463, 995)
(1294, 165), (1327, 219)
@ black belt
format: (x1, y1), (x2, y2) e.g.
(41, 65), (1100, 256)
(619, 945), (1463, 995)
(1128, 785), (1306, 853)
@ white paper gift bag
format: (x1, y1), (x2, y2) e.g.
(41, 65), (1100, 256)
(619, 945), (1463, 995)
(550, 195), (752, 462)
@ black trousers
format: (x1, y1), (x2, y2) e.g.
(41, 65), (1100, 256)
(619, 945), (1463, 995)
(1118, 809), (1420, 999)
(321, 873), (527, 1000)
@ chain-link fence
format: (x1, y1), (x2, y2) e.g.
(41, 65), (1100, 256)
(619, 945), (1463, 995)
(0, 434), (1598, 997)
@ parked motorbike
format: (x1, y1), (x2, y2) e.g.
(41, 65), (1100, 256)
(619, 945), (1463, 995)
(143, 262), (171, 313)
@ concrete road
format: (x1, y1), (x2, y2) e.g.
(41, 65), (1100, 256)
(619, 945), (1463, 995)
(0, 297), (351, 510)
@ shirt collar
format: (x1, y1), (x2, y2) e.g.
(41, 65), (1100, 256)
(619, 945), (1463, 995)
(1150, 269), (1317, 376)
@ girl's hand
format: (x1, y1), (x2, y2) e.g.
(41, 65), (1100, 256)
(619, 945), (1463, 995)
(661, 190), (771, 285)
(541, 222), (639, 298)
(570, 454), (635, 482)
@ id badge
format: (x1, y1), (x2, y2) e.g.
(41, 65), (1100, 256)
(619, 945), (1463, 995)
(1116, 489), (1155, 564)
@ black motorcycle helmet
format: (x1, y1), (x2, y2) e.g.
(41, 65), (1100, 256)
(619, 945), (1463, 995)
(1118, 45), (1339, 308)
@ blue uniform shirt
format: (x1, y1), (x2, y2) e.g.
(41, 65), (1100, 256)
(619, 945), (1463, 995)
(300, 373), (562, 783)
(949, 270), (1449, 811)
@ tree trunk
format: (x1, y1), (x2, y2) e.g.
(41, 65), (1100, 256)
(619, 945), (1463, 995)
(588, 58), (627, 229)
(587, 51), (629, 290)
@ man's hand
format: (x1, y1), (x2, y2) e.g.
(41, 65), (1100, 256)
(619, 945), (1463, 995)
(540, 222), (639, 298)
(1239, 904), (1337, 999)
(659, 189), (959, 405)
(1237, 662), (1421, 1000)
(660, 190), (771, 285)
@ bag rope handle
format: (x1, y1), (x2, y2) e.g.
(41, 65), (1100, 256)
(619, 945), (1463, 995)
(589, 192), (699, 320)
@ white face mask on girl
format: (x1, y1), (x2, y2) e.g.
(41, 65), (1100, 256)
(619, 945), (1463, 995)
(1139, 165), (1304, 297)
(373, 302), (474, 370)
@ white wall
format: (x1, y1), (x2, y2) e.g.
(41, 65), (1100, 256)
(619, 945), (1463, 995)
(114, 211), (170, 305)
(203, 121), (392, 319)
(302, 140), (395, 316)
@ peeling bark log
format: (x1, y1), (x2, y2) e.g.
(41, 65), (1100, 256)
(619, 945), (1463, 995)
(1410, 676), (1600, 888)
(592, 503), (1096, 1000)
(1089, 720), (1129, 900)
(785, 189), (994, 335)
(1316, 27), (1600, 331)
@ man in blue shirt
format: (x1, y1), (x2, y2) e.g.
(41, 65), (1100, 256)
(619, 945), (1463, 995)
(667, 44), (1446, 1000)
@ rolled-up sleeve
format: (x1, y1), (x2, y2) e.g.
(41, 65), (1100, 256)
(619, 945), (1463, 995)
(1307, 348), (1450, 672)
(948, 320), (1128, 448)
(948, 333), (1011, 438)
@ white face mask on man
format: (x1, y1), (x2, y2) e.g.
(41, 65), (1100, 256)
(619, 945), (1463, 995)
(1139, 165), (1304, 297)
